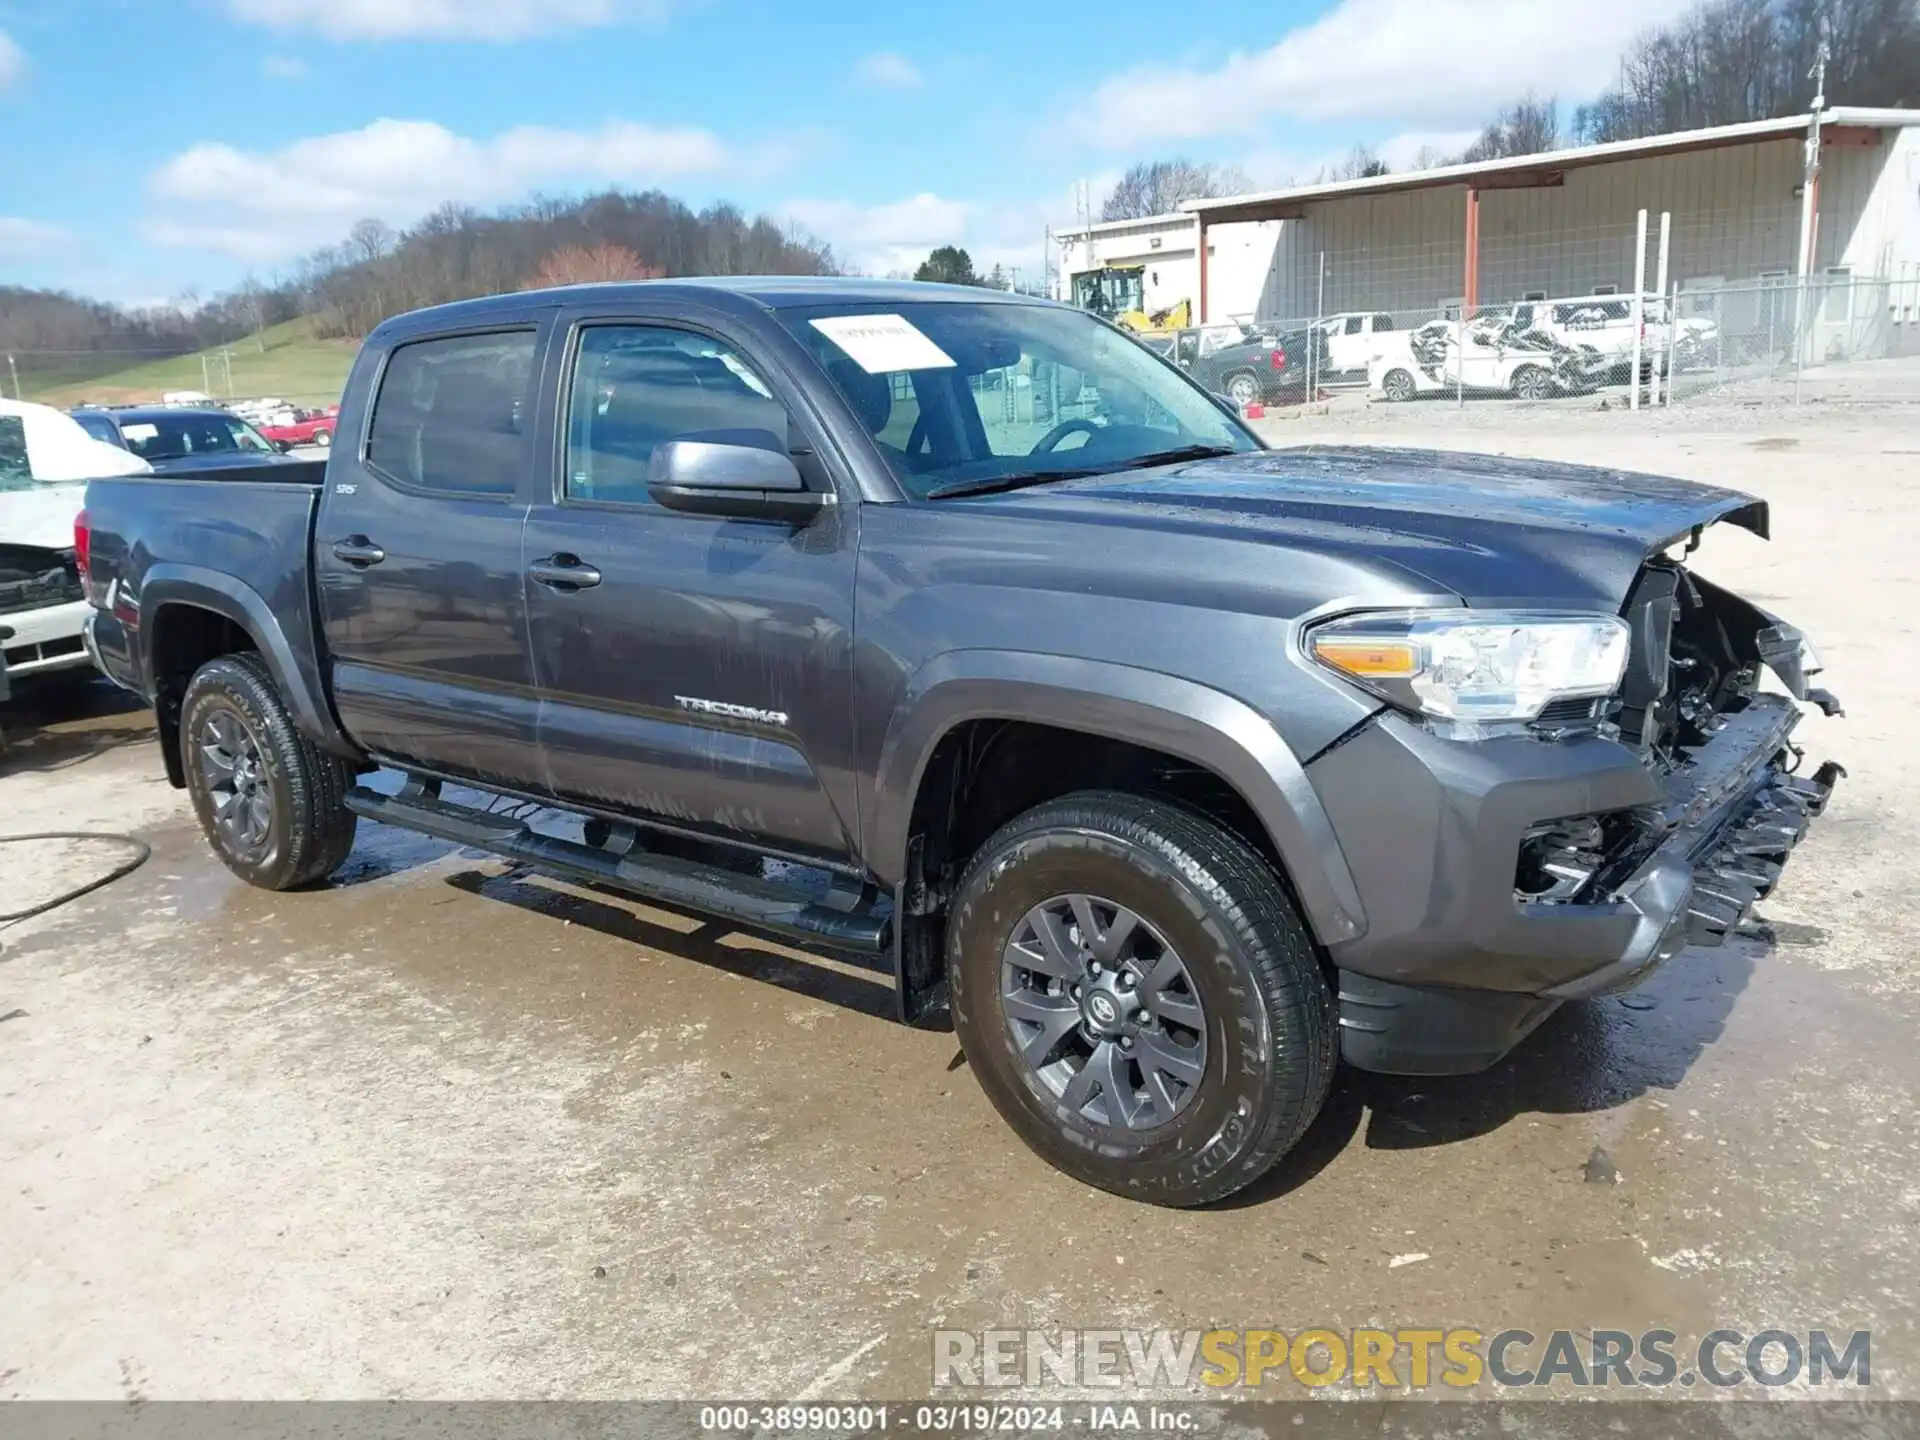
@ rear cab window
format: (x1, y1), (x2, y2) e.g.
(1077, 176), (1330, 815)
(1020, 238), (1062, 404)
(366, 329), (539, 496)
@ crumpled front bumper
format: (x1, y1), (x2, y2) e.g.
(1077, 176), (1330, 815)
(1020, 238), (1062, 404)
(1308, 692), (1840, 1075)
(1542, 695), (1841, 999)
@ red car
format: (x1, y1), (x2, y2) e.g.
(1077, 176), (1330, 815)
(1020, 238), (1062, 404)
(257, 409), (338, 449)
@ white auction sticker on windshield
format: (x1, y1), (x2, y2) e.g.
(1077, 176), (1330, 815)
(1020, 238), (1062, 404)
(809, 313), (955, 374)
(120, 423), (159, 441)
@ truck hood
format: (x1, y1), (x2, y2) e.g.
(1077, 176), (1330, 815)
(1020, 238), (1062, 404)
(0, 482), (87, 551)
(1012, 445), (1767, 605)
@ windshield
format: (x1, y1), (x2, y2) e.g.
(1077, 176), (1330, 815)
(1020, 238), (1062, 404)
(70, 411), (124, 445)
(0, 415), (32, 491)
(119, 412), (274, 461)
(777, 300), (1259, 500)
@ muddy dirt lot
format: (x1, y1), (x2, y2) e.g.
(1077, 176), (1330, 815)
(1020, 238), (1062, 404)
(2, 400), (1915, 1405)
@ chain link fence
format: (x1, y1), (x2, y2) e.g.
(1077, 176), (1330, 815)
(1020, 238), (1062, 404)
(1118, 203), (1917, 414)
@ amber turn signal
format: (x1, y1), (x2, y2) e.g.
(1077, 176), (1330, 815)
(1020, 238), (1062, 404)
(1310, 637), (1420, 678)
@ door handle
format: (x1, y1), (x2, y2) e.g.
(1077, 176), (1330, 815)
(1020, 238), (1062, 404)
(331, 536), (386, 567)
(528, 554), (602, 591)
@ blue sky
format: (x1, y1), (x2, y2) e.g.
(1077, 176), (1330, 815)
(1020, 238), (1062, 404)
(0, 0), (1677, 306)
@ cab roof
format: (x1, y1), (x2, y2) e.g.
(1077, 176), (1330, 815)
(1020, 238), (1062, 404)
(370, 275), (1053, 341)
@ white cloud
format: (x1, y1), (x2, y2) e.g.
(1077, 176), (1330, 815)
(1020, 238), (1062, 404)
(226, 0), (668, 41)
(856, 52), (923, 89)
(0, 30), (24, 89)
(1072, 0), (1676, 149)
(782, 193), (969, 275)
(146, 117), (774, 262)
(261, 54), (309, 79)
(782, 192), (1052, 283)
(0, 217), (69, 258)
(1235, 128), (1484, 189)
(1377, 129), (1482, 171)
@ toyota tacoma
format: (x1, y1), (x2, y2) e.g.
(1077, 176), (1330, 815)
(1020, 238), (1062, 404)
(79, 279), (1842, 1206)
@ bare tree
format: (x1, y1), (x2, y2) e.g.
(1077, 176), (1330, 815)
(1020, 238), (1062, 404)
(1335, 145), (1391, 179)
(1460, 94), (1562, 162)
(1100, 159), (1252, 221)
(1574, 0), (1919, 142)
(296, 189), (837, 339)
(346, 218), (396, 264)
(530, 243), (663, 287)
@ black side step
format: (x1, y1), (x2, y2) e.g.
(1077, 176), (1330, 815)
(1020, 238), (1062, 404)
(345, 778), (891, 955)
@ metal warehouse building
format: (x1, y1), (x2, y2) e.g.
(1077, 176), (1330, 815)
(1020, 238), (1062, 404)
(1183, 108), (1920, 357)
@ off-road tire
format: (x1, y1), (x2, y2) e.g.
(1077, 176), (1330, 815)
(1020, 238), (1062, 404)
(180, 652), (357, 890)
(948, 790), (1335, 1206)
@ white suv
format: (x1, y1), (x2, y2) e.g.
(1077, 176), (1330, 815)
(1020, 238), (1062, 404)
(1317, 311), (1398, 373)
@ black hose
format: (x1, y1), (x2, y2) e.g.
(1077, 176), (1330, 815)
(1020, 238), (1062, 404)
(0, 832), (152, 924)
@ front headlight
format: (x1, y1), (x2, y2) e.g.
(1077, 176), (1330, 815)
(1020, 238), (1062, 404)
(1308, 609), (1631, 723)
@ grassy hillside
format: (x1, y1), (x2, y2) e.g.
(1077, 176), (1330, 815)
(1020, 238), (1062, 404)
(25, 317), (360, 409)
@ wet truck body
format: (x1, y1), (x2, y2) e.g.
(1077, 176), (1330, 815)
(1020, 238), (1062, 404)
(78, 278), (1842, 1205)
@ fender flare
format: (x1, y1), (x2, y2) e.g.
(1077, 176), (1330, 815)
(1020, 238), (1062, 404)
(140, 563), (350, 754)
(867, 650), (1368, 946)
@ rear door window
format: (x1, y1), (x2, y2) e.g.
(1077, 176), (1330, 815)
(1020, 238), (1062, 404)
(366, 329), (538, 496)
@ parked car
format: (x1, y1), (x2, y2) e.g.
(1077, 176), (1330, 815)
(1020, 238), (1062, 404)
(1, 398), (149, 684)
(1317, 311), (1399, 373)
(1507, 294), (1673, 382)
(257, 409), (339, 449)
(82, 279), (1842, 1206)
(1370, 317), (1601, 401)
(1190, 327), (1330, 407)
(70, 405), (303, 473)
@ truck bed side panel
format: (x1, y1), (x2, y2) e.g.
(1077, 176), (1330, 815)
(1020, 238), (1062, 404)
(83, 472), (351, 754)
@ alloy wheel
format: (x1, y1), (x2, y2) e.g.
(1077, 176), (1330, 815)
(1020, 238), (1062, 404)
(1000, 893), (1209, 1130)
(197, 706), (273, 855)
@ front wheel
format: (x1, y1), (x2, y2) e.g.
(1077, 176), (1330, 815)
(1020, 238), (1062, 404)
(948, 791), (1334, 1206)
(180, 653), (357, 890)
(1512, 365), (1552, 400)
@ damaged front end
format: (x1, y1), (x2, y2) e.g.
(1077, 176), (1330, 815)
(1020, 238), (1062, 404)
(1513, 552), (1844, 985)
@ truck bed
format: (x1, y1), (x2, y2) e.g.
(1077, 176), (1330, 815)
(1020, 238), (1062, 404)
(83, 466), (329, 721)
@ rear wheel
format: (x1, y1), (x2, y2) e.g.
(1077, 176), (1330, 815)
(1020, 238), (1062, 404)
(180, 653), (357, 890)
(1381, 368), (1416, 402)
(1223, 372), (1261, 408)
(948, 791), (1334, 1206)
(312, 429), (332, 448)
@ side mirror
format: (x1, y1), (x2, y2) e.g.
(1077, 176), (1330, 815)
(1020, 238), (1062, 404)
(1207, 391), (1242, 419)
(648, 430), (827, 522)
(272, 438), (293, 453)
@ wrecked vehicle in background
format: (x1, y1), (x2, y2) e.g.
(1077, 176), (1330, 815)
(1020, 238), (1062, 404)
(0, 398), (148, 684)
(79, 278), (1843, 1206)
(1374, 315), (1603, 401)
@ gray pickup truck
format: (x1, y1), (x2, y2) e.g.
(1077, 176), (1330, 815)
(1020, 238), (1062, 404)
(79, 278), (1842, 1206)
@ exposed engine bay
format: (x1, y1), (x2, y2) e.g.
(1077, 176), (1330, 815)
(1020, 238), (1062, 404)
(1515, 542), (1843, 928)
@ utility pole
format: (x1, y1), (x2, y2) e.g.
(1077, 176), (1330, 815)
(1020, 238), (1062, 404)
(5, 354), (18, 401)
(1794, 25), (1829, 403)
